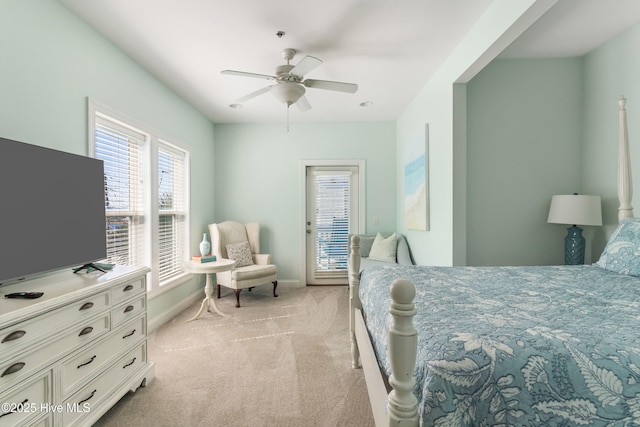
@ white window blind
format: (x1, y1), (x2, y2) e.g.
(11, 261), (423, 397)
(157, 143), (186, 282)
(94, 116), (146, 267)
(91, 102), (191, 292)
(313, 171), (351, 278)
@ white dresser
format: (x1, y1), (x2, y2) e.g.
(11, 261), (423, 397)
(0, 265), (154, 427)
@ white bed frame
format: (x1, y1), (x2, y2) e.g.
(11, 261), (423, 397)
(348, 96), (633, 427)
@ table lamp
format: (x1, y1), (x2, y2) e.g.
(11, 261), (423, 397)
(547, 194), (602, 265)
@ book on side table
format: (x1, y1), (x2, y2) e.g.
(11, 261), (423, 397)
(192, 255), (217, 263)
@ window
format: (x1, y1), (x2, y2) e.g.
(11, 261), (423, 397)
(157, 143), (186, 282)
(90, 101), (190, 293)
(94, 115), (146, 267)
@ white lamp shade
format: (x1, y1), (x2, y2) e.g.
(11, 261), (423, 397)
(547, 194), (602, 226)
(270, 82), (305, 105)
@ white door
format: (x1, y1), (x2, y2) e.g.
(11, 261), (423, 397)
(305, 166), (359, 285)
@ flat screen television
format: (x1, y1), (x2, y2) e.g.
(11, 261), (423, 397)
(0, 137), (107, 285)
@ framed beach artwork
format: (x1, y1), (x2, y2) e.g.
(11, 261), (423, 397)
(404, 124), (429, 230)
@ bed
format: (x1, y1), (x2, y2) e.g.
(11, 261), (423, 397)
(348, 97), (640, 426)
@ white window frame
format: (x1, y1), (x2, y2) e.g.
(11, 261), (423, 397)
(88, 99), (191, 296)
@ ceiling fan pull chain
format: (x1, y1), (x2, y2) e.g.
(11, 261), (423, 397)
(286, 104), (290, 133)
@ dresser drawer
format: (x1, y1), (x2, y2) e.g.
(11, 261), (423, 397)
(0, 314), (110, 391)
(0, 291), (109, 358)
(0, 371), (51, 427)
(111, 279), (145, 306)
(62, 343), (146, 426)
(28, 414), (52, 427)
(60, 316), (145, 398)
(112, 295), (146, 327)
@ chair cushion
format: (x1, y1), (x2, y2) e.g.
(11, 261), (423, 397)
(231, 264), (277, 281)
(226, 241), (254, 267)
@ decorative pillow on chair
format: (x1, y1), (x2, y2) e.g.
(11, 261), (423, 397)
(595, 218), (640, 276)
(226, 241), (254, 267)
(368, 232), (397, 263)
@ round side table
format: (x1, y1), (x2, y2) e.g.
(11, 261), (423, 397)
(184, 258), (235, 321)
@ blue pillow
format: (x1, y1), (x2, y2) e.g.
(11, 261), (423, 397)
(595, 218), (640, 276)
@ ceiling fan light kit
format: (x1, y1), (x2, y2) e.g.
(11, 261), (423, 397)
(270, 82), (305, 105)
(221, 47), (358, 115)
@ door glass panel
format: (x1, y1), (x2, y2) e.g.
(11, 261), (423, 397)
(312, 172), (351, 279)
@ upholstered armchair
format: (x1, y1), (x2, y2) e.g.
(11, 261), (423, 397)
(208, 221), (278, 307)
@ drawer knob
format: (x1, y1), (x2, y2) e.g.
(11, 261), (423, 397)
(122, 329), (136, 339)
(78, 389), (97, 405)
(123, 357), (137, 369)
(1, 330), (26, 343)
(79, 302), (94, 311)
(124, 305), (134, 313)
(1, 362), (25, 377)
(0, 398), (28, 418)
(123, 284), (134, 292)
(78, 326), (94, 337)
(77, 355), (97, 369)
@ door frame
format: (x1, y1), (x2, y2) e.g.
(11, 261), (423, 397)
(300, 159), (366, 286)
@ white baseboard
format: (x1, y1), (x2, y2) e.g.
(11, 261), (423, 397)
(278, 279), (303, 288)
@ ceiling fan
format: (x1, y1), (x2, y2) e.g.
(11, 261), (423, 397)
(221, 48), (358, 112)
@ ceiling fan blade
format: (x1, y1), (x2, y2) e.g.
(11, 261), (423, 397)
(235, 85), (272, 103)
(303, 79), (358, 94)
(296, 95), (311, 112)
(221, 70), (276, 81)
(290, 56), (322, 77)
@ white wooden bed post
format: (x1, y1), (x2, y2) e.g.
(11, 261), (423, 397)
(618, 96), (634, 220)
(349, 235), (362, 369)
(349, 235), (420, 426)
(388, 279), (419, 427)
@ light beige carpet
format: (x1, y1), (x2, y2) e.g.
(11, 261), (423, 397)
(93, 285), (375, 427)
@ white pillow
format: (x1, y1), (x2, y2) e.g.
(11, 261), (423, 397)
(368, 232), (397, 263)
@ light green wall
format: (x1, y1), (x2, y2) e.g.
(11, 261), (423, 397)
(466, 58), (583, 266)
(396, 0), (555, 266)
(582, 23), (640, 254)
(213, 122), (396, 283)
(464, 22), (640, 266)
(0, 0), (216, 322)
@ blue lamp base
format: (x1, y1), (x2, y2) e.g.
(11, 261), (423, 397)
(564, 225), (585, 265)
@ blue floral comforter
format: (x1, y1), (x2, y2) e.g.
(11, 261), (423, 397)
(359, 264), (640, 426)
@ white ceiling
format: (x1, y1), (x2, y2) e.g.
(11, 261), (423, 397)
(500, 0), (640, 58)
(60, 0), (640, 125)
